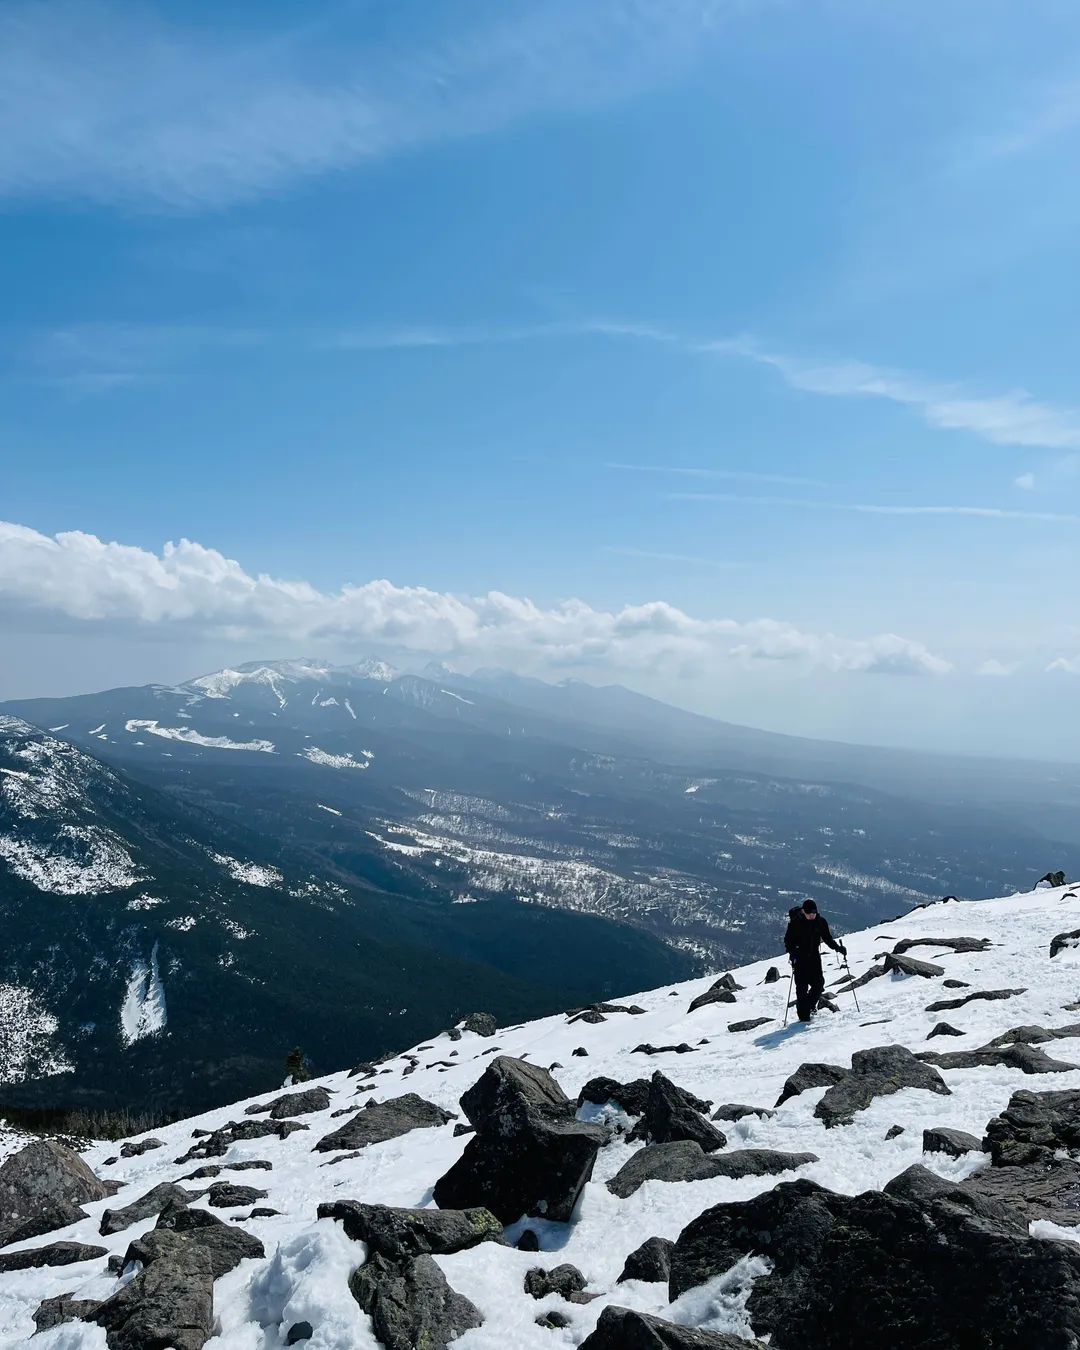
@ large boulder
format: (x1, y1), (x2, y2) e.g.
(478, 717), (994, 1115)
(94, 1235), (214, 1350)
(618, 1236), (674, 1283)
(882, 952), (945, 978)
(688, 980), (739, 1013)
(580, 1306), (764, 1349)
(99, 1183), (195, 1236)
(127, 1204), (264, 1278)
(608, 1141), (817, 1199)
(960, 1157), (1080, 1227)
(814, 1046), (950, 1128)
(33, 1294), (104, 1333)
(523, 1263), (589, 1300)
(668, 1175), (1080, 1348)
(0, 1240), (107, 1271)
(578, 1077), (652, 1116)
(983, 1087), (1080, 1165)
(0, 1140), (108, 1246)
(314, 1094), (452, 1153)
(318, 1201), (502, 1260)
(349, 1251), (482, 1350)
(245, 1086), (331, 1119)
(774, 1062), (847, 1108)
(919, 1043), (1077, 1076)
(628, 1072), (724, 1152)
(1051, 929), (1080, 959)
(433, 1057), (606, 1224)
(923, 1127), (983, 1159)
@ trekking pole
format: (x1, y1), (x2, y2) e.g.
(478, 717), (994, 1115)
(781, 966), (795, 1027)
(839, 943), (861, 1013)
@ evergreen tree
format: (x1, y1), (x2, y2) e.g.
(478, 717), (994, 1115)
(284, 1046), (310, 1083)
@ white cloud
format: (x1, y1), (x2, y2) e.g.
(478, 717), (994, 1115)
(0, 521), (949, 679)
(1015, 472), (1036, 490)
(977, 659), (1017, 677)
(1047, 656), (1080, 674)
(0, 0), (727, 210)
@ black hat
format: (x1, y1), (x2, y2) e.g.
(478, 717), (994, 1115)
(802, 900), (818, 914)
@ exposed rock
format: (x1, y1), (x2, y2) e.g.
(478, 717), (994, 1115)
(883, 1163), (962, 1205)
(892, 937), (991, 955)
(632, 1043), (697, 1055)
(814, 1046), (950, 1128)
(433, 1057), (606, 1224)
(572, 1047), (588, 1057)
(882, 952), (945, 978)
(615, 1237), (674, 1289)
(33, 1294), (103, 1333)
(176, 1118), (309, 1162)
(314, 1094), (451, 1153)
(943, 979), (970, 988)
(919, 1042), (1077, 1075)
(453, 1123), (475, 1137)
(925, 988), (1026, 1013)
(567, 1002), (647, 1018)
(206, 1181), (269, 1208)
(728, 1018), (773, 1033)
(119, 1138), (165, 1158)
(607, 1140), (818, 1199)
(537, 1309), (571, 1329)
(0, 1240), (107, 1271)
(180, 1160), (272, 1180)
(461, 1012), (498, 1036)
(774, 1062), (847, 1108)
(517, 1228), (540, 1251)
(99, 1183), (196, 1236)
(524, 1263), (589, 1300)
(627, 1073), (724, 1152)
(286, 1322), (314, 1345)
(763, 967), (780, 984)
(244, 1086), (331, 1119)
(1054, 929), (1080, 959)
(0, 1140), (108, 1246)
(668, 1174), (1080, 1347)
(927, 1022), (965, 1038)
(318, 1201), (502, 1260)
(578, 1077), (652, 1116)
(580, 1306), (764, 1349)
(983, 1087), (1080, 1165)
(710, 1104), (775, 1122)
(569, 1010), (606, 1024)
(988, 1023), (1080, 1046)
(349, 1251), (483, 1350)
(1041, 870), (1068, 889)
(834, 965), (886, 994)
(93, 1235), (214, 1350)
(923, 1127), (983, 1158)
(960, 1156), (1080, 1226)
(687, 981), (738, 1013)
(885, 1125), (905, 1140)
(127, 1204), (265, 1278)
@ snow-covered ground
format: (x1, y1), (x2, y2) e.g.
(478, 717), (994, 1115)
(7, 882), (1080, 1347)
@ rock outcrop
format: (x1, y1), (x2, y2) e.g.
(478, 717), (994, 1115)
(0, 1140), (109, 1246)
(314, 1094), (452, 1153)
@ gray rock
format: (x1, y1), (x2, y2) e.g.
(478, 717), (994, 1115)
(572, 1047), (588, 1057)
(763, 967), (780, 984)
(960, 1157), (1080, 1226)
(607, 1141), (817, 1199)
(711, 1104), (775, 1122)
(884, 1125), (905, 1140)
(517, 1228), (540, 1251)
(892, 937), (991, 955)
(349, 1251), (483, 1350)
(687, 981), (738, 1013)
(883, 1164), (960, 1204)
(569, 1009), (606, 1024)
(814, 1046), (950, 1128)
(923, 1127), (983, 1158)
(989, 1022), (1080, 1047)
(0, 1240), (107, 1271)
(927, 1022), (964, 1038)
(618, 1236), (675, 1283)
(180, 1160), (272, 1180)
(176, 1118), (309, 1162)
(33, 1294), (104, 1333)
(668, 1174), (1080, 1347)
(943, 979), (969, 988)
(524, 1263), (588, 1300)
(206, 1181), (269, 1208)
(627, 1072), (724, 1152)
(93, 1233), (214, 1350)
(537, 1309), (572, 1329)
(119, 1138), (164, 1158)
(883, 952), (945, 978)
(126, 1204), (264, 1279)
(433, 1058), (606, 1224)
(314, 1094), (451, 1153)
(919, 1042), (1077, 1075)
(728, 1018), (773, 1033)
(580, 1305), (764, 1349)
(577, 1077), (652, 1116)
(0, 1140), (108, 1246)
(1052, 929), (1080, 959)
(925, 988), (1026, 1013)
(983, 1086), (1080, 1165)
(248, 1207), (280, 1218)
(244, 1087), (331, 1119)
(100, 1183), (196, 1236)
(774, 1062), (848, 1108)
(286, 1322), (314, 1344)
(461, 1012), (498, 1036)
(317, 1201), (502, 1260)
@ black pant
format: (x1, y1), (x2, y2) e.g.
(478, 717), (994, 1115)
(793, 953), (824, 1021)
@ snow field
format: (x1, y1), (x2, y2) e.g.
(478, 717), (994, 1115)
(6, 884), (1080, 1347)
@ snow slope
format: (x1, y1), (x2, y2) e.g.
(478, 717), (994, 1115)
(6, 882), (1080, 1347)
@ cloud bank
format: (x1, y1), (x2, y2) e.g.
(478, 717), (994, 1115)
(0, 521), (949, 679)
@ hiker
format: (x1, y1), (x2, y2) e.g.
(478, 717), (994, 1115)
(785, 900), (846, 1022)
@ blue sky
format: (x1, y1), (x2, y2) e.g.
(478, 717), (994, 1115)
(3, 0), (1080, 757)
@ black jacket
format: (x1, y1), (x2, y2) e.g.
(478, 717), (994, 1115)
(784, 913), (842, 961)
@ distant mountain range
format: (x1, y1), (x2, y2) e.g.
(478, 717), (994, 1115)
(2, 658), (1076, 1113)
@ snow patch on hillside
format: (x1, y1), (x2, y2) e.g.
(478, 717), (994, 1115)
(125, 720), (275, 753)
(212, 853), (283, 887)
(299, 748), (371, 770)
(119, 944), (166, 1046)
(0, 983), (72, 1083)
(0, 824), (140, 895)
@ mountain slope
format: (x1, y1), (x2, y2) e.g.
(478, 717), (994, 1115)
(0, 717), (694, 1116)
(2, 881), (1080, 1345)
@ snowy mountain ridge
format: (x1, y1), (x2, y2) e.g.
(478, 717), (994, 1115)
(5, 881), (1080, 1347)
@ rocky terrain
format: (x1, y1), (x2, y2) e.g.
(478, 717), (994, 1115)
(2, 879), (1080, 1346)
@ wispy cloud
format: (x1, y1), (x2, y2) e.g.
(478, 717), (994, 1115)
(977, 659), (1018, 677)
(0, 519), (949, 678)
(0, 0), (728, 210)
(673, 493), (1080, 523)
(606, 462), (825, 487)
